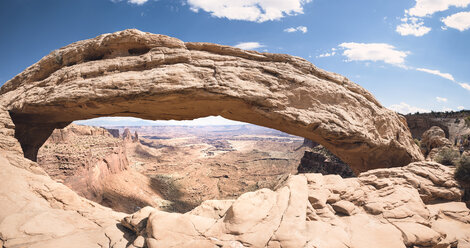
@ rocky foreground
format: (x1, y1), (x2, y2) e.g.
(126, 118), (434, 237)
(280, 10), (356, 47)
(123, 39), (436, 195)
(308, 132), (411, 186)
(2, 140), (469, 248)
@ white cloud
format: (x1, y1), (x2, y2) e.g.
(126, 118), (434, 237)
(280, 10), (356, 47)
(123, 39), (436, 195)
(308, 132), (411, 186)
(187, 0), (312, 22)
(457, 106), (465, 110)
(407, 0), (470, 17)
(415, 68), (470, 92)
(388, 102), (430, 114)
(317, 51), (336, 58)
(234, 42), (264, 50)
(339, 42), (409, 66)
(111, 0), (149, 4)
(459, 82), (470, 91)
(284, 26), (308, 33)
(396, 0), (470, 36)
(128, 0), (148, 4)
(442, 11), (470, 31)
(436, 96), (448, 102)
(416, 68), (455, 81)
(396, 17), (431, 36)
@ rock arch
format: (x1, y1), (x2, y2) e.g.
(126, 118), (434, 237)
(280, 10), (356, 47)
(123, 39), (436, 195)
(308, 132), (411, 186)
(0, 29), (423, 173)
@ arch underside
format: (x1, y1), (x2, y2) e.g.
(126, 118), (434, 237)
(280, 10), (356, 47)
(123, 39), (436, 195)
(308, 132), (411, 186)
(0, 29), (423, 173)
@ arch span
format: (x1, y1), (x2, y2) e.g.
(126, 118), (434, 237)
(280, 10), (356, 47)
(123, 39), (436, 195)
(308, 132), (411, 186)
(0, 29), (423, 173)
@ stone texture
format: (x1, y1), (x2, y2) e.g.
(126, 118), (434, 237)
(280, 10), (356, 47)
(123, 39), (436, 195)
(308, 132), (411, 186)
(0, 29), (423, 172)
(0, 152), (134, 248)
(115, 161), (469, 248)
(37, 124), (166, 213)
(2, 29), (468, 248)
(421, 126), (452, 159)
(297, 145), (355, 178)
(0, 122), (467, 247)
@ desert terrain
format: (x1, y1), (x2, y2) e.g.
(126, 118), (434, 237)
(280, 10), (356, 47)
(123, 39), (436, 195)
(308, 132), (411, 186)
(38, 123), (311, 213)
(0, 29), (469, 248)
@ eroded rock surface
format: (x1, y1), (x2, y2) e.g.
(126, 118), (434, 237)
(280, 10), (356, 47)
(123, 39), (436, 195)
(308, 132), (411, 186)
(0, 29), (423, 172)
(121, 162), (469, 248)
(421, 126), (453, 159)
(297, 143), (355, 178)
(0, 105), (467, 247)
(37, 124), (170, 213)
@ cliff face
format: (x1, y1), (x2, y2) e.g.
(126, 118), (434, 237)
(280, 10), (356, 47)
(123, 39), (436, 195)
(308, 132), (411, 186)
(37, 124), (167, 213)
(297, 140), (355, 178)
(405, 111), (470, 142)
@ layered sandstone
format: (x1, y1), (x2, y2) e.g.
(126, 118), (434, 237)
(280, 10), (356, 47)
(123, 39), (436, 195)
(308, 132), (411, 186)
(4, 29), (464, 248)
(0, 29), (423, 172)
(405, 111), (470, 142)
(421, 126), (453, 160)
(121, 162), (470, 248)
(37, 124), (168, 213)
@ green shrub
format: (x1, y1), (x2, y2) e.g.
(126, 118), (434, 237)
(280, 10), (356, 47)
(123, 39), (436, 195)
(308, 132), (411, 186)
(435, 148), (460, 166)
(455, 155), (470, 185)
(413, 139), (421, 148)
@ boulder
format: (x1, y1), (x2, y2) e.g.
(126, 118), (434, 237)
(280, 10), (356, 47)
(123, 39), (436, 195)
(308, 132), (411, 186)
(117, 162), (469, 248)
(421, 126), (452, 158)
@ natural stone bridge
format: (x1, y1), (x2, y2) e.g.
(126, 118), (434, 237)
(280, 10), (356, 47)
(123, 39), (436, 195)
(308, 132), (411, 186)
(0, 29), (423, 173)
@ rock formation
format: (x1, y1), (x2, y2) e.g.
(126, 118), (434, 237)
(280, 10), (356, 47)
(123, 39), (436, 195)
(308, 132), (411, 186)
(120, 162), (470, 248)
(297, 145), (355, 178)
(0, 29), (423, 173)
(133, 131), (139, 143)
(106, 128), (120, 138)
(421, 126), (453, 159)
(4, 29), (469, 248)
(37, 124), (169, 213)
(123, 128), (133, 142)
(405, 110), (470, 142)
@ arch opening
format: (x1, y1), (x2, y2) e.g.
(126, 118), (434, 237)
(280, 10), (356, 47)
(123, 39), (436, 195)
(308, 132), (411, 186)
(2, 29), (423, 174)
(36, 116), (325, 213)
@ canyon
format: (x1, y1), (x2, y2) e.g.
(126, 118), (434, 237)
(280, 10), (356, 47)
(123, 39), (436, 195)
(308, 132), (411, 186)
(0, 29), (469, 248)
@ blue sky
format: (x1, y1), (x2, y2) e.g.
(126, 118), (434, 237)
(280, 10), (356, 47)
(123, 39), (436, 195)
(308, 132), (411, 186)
(1, 0), (469, 126)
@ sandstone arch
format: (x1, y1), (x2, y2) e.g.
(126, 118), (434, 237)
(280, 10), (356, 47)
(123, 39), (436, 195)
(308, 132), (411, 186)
(0, 29), (423, 173)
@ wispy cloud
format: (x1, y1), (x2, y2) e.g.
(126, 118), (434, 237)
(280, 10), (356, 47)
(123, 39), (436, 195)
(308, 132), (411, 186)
(436, 96), (448, 102)
(388, 102), (429, 114)
(234, 42), (264, 50)
(284, 26), (308, 33)
(339, 42), (409, 66)
(458, 106), (465, 110)
(416, 68), (470, 92)
(317, 52), (336, 58)
(186, 0), (312, 22)
(442, 11), (470, 31)
(416, 68), (455, 81)
(459, 82), (470, 91)
(111, 0), (148, 5)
